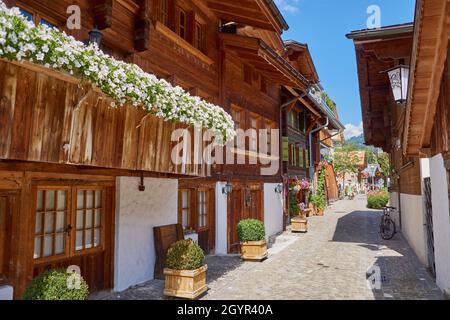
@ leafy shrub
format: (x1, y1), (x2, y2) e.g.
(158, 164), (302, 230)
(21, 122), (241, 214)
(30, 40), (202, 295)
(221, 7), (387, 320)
(236, 219), (265, 242)
(367, 191), (389, 209)
(289, 186), (300, 217)
(310, 194), (326, 210)
(23, 269), (89, 300)
(166, 239), (205, 270)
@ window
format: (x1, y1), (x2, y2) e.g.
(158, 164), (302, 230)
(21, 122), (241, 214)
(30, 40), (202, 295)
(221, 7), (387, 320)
(290, 144), (297, 167)
(158, 0), (169, 26)
(298, 112), (306, 132)
(305, 149), (310, 168)
(288, 110), (299, 130)
(198, 191), (208, 229)
(75, 189), (103, 252)
(34, 189), (69, 259)
(194, 21), (206, 52)
(299, 147), (304, 168)
(232, 108), (243, 147)
(19, 7), (57, 28)
(179, 189), (191, 230)
(249, 116), (258, 152)
(178, 8), (187, 40)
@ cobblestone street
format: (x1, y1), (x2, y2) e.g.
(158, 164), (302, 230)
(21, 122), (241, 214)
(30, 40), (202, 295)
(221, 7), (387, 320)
(98, 196), (444, 300)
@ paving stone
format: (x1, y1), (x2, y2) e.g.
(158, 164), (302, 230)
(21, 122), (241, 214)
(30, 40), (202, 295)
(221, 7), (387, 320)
(96, 196), (444, 300)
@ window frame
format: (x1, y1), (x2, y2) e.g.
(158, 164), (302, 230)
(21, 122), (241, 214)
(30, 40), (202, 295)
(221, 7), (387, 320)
(248, 114), (260, 153)
(197, 189), (209, 230)
(194, 20), (206, 52)
(178, 189), (193, 231)
(177, 6), (187, 40)
(17, 5), (59, 29)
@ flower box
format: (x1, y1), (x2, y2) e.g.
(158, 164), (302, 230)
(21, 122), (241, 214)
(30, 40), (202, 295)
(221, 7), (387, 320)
(240, 240), (268, 261)
(291, 217), (308, 233)
(163, 265), (208, 299)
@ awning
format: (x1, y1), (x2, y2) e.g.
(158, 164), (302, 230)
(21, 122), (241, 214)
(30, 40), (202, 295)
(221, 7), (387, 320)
(220, 33), (309, 89)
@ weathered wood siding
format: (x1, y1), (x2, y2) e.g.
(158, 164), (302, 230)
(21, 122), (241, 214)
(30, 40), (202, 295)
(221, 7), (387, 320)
(0, 59), (208, 176)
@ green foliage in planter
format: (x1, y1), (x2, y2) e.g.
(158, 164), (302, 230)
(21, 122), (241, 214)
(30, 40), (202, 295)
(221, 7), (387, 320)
(23, 269), (89, 300)
(367, 191), (389, 209)
(289, 186), (300, 217)
(166, 239), (205, 270)
(236, 219), (265, 242)
(310, 166), (327, 210)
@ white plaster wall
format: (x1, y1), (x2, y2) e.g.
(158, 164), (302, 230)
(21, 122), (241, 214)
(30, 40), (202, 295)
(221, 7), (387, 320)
(215, 182), (228, 255)
(114, 177), (178, 292)
(264, 183), (284, 239)
(430, 154), (450, 292)
(399, 193), (428, 267)
(389, 192), (400, 227)
(0, 285), (13, 300)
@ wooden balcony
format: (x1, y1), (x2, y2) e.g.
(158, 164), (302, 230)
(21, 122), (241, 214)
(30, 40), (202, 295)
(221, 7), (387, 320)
(0, 59), (210, 177)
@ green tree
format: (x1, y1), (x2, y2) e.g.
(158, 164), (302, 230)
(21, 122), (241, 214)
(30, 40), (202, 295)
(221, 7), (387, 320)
(377, 152), (391, 185)
(333, 149), (360, 191)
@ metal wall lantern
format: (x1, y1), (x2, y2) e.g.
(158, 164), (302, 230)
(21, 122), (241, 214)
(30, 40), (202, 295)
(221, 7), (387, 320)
(222, 182), (233, 195)
(274, 183), (283, 194)
(387, 65), (409, 104)
(88, 26), (103, 46)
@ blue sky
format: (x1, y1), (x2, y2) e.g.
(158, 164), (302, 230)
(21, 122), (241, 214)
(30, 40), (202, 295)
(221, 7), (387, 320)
(276, 0), (416, 139)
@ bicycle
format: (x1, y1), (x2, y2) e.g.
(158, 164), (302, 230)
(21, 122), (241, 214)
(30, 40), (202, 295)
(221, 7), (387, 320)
(380, 206), (396, 240)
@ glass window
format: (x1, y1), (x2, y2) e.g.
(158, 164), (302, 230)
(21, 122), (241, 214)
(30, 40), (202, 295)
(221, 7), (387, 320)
(265, 121), (272, 155)
(250, 117), (258, 152)
(34, 189), (68, 259)
(178, 8), (186, 40)
(159, 0), (169, 26)
(194, 22), (205, 52)
(19, 8), (33, 22)
(232, 109), (242, 147)
(298, 112), (306, 132)
(179, 190), (190, 229)
(75, 189), (103, 252)
(198, 191), (208, 228)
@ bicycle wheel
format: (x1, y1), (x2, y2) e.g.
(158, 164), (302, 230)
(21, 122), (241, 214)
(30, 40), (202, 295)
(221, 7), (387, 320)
(380, 218), (396, 240)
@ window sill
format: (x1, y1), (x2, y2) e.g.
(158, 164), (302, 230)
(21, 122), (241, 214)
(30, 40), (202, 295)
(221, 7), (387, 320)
(231, 147), (279, 161)
(153, 21), (214, 66)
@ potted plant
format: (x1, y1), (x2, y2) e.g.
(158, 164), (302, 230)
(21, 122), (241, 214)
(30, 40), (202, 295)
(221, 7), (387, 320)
(237, 219), (268, 261)
(163, 239), (207, 299)
(291, 202), (308, 233)
(23, 269), (89, 300)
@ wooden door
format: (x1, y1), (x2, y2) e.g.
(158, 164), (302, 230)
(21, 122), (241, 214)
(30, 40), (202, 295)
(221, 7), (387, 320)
(0, 192), (14, 284)
(31, 185), (114, 293)
(228, 183), (263, 253)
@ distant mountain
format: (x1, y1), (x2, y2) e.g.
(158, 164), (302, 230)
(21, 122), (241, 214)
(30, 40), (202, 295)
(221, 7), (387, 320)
(346, 134), (365, 147)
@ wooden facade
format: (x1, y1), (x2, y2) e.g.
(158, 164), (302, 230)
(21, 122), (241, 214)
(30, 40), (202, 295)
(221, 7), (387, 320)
(347, 24), (423, 196)
(0, 0), (343, 297)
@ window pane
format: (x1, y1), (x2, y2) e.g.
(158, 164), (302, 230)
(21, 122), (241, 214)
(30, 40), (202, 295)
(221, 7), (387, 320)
(86, 191), (94, 209)
(76, 210), (84, 230)
(182, 191), (188, 208)
(55, 234), (64, 255)
(36, 190), (44, 211)
(95, 209), (101, 228)
(44, 212), (55, 233)
(40, 19), (55, 28)
(35, 211), (42, 234)
(76, 231), (83, 251)
(94, 228), (101, 247)
(56, 211), (65, 233)
(86, 210), (93, 229)
(43, 235), (53, 257)
(182, 209), (188, 227)
(45, 190), (55, 211)
(34, 236), (41, 259)
(85, 231), (93, 249)
(57, 190), (66, 211)
(95, 190), (102, 208)
(77, 191), (84, 210)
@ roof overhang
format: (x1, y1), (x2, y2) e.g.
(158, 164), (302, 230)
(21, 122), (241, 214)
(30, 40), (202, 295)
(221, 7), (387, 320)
(403, 0), (450, 156)
(207, 0), (288, 33)
(284, 40), (320, 84)
(220, 33), (309, 89)
(346, 24), (414, 150)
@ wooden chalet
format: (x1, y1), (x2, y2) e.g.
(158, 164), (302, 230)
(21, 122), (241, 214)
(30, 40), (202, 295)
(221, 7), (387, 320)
(347, 0), (450, 294)
(0, 0), (334, 299)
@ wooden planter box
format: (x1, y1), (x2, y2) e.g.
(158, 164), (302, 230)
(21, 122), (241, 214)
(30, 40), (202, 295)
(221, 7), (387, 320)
(291, 217), (308, 233)
(240, 240), (268, 261)
(163, 265), (208, 299)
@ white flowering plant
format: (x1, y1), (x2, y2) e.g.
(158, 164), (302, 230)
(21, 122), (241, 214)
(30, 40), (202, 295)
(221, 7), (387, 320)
(0, 1), (235, 142)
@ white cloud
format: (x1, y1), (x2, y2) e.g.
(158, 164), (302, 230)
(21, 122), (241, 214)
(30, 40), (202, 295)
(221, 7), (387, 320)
(344, 122), (363, 140)
(274, 0), (300, 13)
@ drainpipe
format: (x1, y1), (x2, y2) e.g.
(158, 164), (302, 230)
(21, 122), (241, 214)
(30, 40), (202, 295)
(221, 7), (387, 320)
(309, 117), (329, 185)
